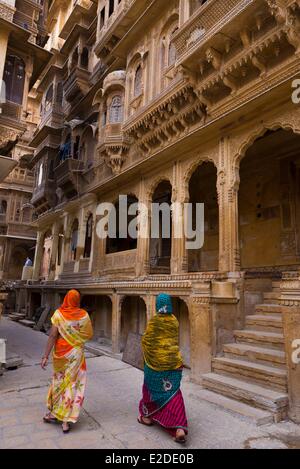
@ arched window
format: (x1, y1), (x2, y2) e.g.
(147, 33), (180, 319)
(44, 84), (53, 112)
(134, 65), (142, 97)
(84, 214), (93, 258)
(70, 219), (79, 261)
(80, 48), (89, 69)
(0, 200), (7, 214)
(71, 47), (79, 68)
(3, 55), (25, 104)
(109, 95), (123, 123)
(37, 163), (43, 186)
(168, 28), (178, 66)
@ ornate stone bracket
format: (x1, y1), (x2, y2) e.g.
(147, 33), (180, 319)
(103, 145), (129, 175)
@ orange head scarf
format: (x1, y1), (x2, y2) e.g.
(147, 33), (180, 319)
(59, 289), (86, 320)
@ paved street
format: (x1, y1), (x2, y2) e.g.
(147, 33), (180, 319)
(1, 318), (300, 449)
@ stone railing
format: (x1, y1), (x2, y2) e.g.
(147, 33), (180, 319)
(97, 0), (134, 45)
(79, 258), (90, 272)
(103, 249), (137, 275)
(173, 0), (253, 62)
(0, 0), (15, 21)
(1, 101), (22, 121)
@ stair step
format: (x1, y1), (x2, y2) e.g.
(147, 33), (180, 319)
(4, 356), (23, 370)
(18, 319), (35, 328)
(212, 357), (287, 391)
(263, 292), (280, 304)
(8, 314), (22, 321)
(196, 389), (274, 426)
(223, 343), (286, 367)
(255, 304), (282, 316)
(245, 315), (283, 332)
(202, 373), (288, 418)
(234, 329), (284, 350)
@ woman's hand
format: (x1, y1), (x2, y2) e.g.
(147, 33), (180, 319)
(41, 357), (48, 370)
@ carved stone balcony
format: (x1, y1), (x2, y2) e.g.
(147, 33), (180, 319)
(98, 123), (130, 175)
(38, 103), (64, 131)
(172, 0), (300, 108)
(63, 66), (91, 103)
(6, 221), (36, 239)
(173, 0), (256, 66)
(0, 0), (15, 22)
(59, 0), (93, 40)
(54, 158), (84, 198)
(94, 0), (151, 64)
(31, 178), (56, 213)
(0, 101), (22, 122)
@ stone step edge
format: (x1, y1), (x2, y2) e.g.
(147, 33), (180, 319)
(202, 373), (288, 411)
(195, 389), (274, 426)
(212, 357), (287, 377)
(223, 343), (286, 362)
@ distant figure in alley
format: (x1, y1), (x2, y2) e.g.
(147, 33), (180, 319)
(138, 293), (188, 444)
(41, 289), (93, 433)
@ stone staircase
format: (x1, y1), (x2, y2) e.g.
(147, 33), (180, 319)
(200, 281), (289, 424)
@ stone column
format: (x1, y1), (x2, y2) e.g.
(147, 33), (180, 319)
(21, 59), (33, 120)
(74, 208), (86, 273)
(111, 293), (122, 353)
(179, 0), (190, 26)
(281, 272), (300, 422)
(48, 224), (60, 281)
(171, 195), (188, 275)
(32, 231), (44, 281)
(227, 169), (241, 272)
(171, 163), (188, 275)
(218, 137), (241, 272)
(0, 241), (5, 280)
(190, 293), (212, 383)
(136, 180), (151, 277)
(62, 214), (71, 268)
(143, 294), (156, 322)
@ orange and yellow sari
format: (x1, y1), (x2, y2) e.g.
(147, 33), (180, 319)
(47, 290), (93, 423)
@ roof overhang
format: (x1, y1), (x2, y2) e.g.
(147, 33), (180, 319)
(0, 156), (17, 182)
(0, 18), (53, 87)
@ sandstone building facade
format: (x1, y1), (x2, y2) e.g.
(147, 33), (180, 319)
(13, 0), (300, 423)
(0, 0), (50, 282)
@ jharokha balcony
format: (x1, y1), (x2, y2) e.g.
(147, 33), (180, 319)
(31, 178), (56, 214)
(172, 0), (300, 108)
(54, 157), (85, 199)
(94, 0), (152, 64)
(63, 66), (91, 103)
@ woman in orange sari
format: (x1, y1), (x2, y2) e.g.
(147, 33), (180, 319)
(41, 290), (93, 433)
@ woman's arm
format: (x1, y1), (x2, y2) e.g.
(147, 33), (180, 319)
(41, 325), (59, 369)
